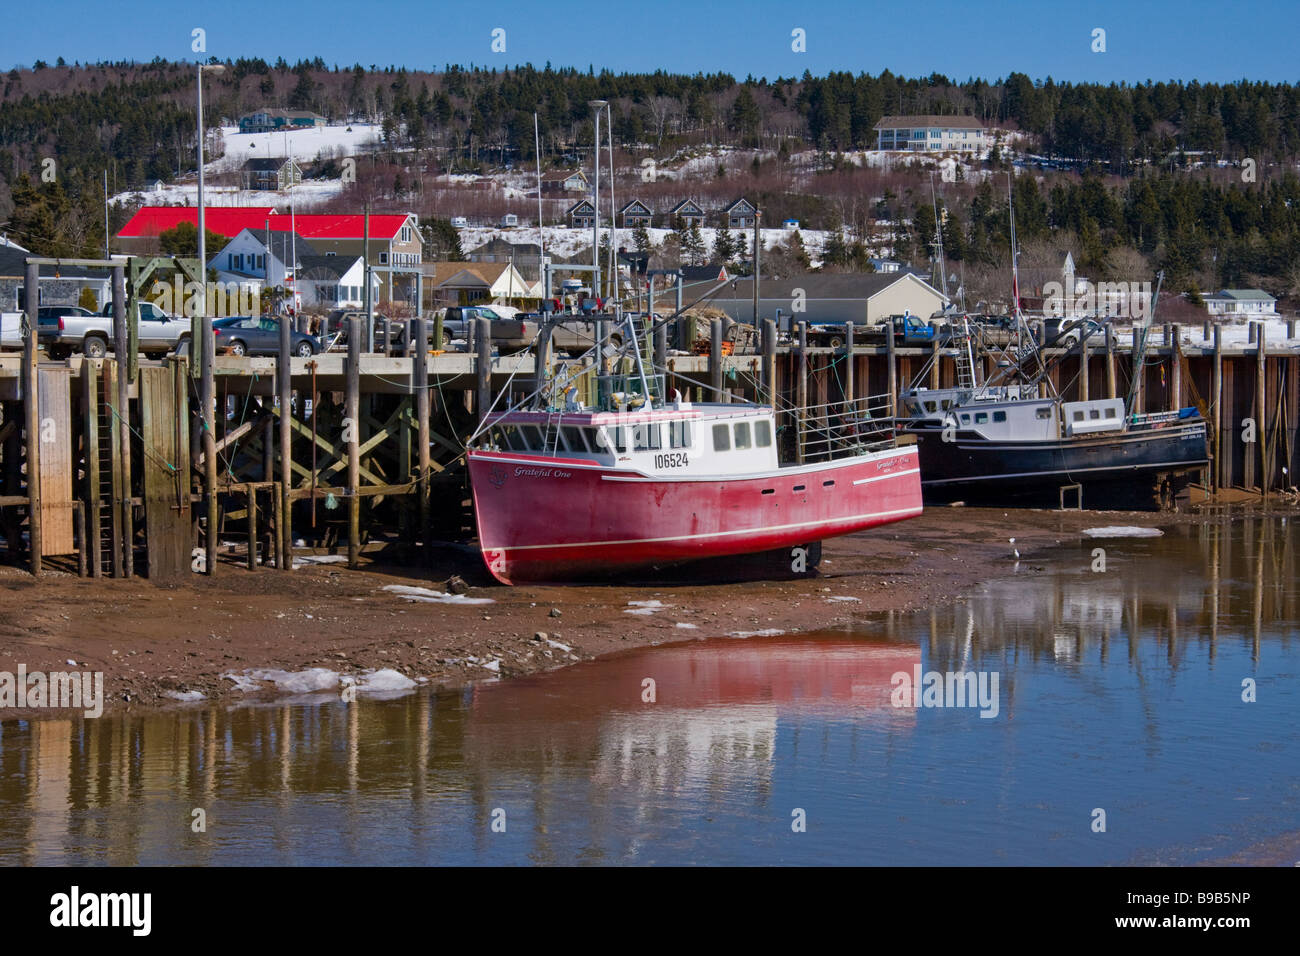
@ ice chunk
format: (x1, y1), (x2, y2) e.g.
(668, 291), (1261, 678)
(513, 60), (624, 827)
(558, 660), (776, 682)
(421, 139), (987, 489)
(382, 584), (494, 605)
(674, 622), (698, 629)
(164, 690), (206, 702)
(625, 599), (668, 615)
(224, 668), (341, 694)
(1083, 526), (1164, 538)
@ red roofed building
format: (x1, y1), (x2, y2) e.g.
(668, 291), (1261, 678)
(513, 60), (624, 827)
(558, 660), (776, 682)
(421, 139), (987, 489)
(117, 206), (423, 308)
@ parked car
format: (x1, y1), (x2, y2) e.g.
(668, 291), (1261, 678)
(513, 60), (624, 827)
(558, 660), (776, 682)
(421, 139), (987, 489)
(438, 306), (539, 350)
(212, 316), (320, 357)
(50, 300), (189, 359)
(324, 309), (405, 350)
(37, 306), (94, 351)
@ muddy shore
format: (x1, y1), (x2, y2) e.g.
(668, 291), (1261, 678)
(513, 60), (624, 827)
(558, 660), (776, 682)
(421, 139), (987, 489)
(0, 504), (1275, 717)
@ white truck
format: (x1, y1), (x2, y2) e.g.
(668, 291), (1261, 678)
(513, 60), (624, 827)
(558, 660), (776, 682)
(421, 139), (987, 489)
(49, 301), (191, 359)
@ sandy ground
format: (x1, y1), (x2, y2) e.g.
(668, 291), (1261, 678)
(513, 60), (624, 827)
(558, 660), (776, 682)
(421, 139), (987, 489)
(0, 504), (1210, 716)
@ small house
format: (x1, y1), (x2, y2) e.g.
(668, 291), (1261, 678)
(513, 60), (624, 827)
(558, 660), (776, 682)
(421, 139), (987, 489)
(723, 198), (757, 229)
(241, 157), (303, 191)
(620, 199), (654, 229)
(669, 199), (706, 228)
(567, 199), (596, 229)
(541, 170), (589, 196)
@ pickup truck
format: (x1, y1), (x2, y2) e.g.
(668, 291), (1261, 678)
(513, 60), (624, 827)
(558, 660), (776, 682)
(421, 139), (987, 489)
(890, 313), (940, 345)
(48, 301), (191, 359)
(438, 306), (539, 351)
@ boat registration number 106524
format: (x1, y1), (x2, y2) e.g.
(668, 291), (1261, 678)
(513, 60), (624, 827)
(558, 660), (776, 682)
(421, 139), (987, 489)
(654, 453), (689, 469)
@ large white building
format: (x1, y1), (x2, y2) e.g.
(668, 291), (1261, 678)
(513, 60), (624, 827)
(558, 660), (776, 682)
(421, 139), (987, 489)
(874, 115), (990, 152)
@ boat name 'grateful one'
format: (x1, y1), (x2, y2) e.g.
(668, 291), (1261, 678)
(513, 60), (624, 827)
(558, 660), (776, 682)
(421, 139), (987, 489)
(514, 466), (572, 479)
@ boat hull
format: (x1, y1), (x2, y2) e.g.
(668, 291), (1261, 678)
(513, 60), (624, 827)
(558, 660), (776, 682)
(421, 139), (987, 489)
(468, 446), (923, 584)
(902, 419), (1209, 501)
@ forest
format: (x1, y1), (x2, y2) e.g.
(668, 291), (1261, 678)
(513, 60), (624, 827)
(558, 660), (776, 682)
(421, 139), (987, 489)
(1, 59), (1298, 303)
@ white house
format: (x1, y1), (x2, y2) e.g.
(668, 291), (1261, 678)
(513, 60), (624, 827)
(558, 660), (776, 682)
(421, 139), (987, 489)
(296, 254), (372, 309)
(873, 115), (991, 153)
(1204, 289), (1277, 318)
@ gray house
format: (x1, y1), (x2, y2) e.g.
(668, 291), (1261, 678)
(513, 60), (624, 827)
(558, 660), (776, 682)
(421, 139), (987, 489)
(709, 272), (949, 328)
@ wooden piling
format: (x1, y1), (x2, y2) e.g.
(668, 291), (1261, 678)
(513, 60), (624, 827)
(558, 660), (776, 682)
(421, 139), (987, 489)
(347, 316), (362, 567)
(845, 321), (855, 403)
(112, 265), (132, 578)
(475, 317), (492, 422)
(411, 317), (431, 559)
(1258, 323), (1268, 496)
(929, 337), (939, 390)
(797, 321), (808, 464)
(762, 319), (776, 406)
(278, 315), (293, 569)
(83, 361), (102, 578)
(1079, 336), (1090, 401)
(1213, 324), (1226, 491)
(1170, 324), (1181, 410)
(886, 327), (898, 416)
(247, 487), (258, 570)
(201, 316), (218, 576)
(710, 319), (724, 401)
(23, 261), (41, 575)
(1105, 325), (1116, 399)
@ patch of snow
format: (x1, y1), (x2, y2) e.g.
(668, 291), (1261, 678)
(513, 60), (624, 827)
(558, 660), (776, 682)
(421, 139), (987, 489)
(1083, 526), (1164, 538)
(164, 689), (206, 702)
(625, 599), (669, 615)
(674, 622), (698, 629)
(545, 638), (572, 652)
(224, 667), (341, 694)
(826, 596), (862, 603)
(293, 554), (348, 568)
(728, 628), (785, 638)
(481, 659), (501, 672)
(382, 584), (494, 605)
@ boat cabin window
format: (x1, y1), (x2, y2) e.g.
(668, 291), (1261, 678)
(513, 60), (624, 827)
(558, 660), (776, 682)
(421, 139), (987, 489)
(1089, 409), (1100, 420)
(1035, 408), (1052, 420)
(755, 419), (772, 447)
(1073, 410), (1085, 422)
(712, 423), (731, 451)
(924, 400), (938, 413)
(560, 426), (590, 452)
(975, 412), (989, 424)
(489, 425), (522, 451)
(519, 425), (544, 449)
(940, 399), (953, 411)
(1105, 408), (1117, 419)
(993, 411), (1007, 423)
(668, 421), (693, 449)
(734, 421), (752, 450)
(960, 414), (971, 424)
(632, 423), (662, 451)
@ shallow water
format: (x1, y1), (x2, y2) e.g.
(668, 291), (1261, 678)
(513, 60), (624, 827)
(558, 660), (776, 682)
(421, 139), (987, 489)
(1, 516), (1298, 865)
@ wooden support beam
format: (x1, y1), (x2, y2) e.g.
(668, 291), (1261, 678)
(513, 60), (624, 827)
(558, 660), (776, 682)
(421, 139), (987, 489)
(1213, 324), (1223, 492)
(1258, 324), (1268, 496)
(412, 318), (431, 560)
(710, 319), (724, 401)
(278, 316), (293, 570)
(475, 317), (491, 422)
(112, 265), (132, 578)
(347, 316), (362, 567)
(24, 260), (41, 575)
(201, 316), (218, 576)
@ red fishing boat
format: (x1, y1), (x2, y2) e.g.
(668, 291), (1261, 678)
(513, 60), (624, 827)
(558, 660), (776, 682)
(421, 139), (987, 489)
(467, 374), (922, 583)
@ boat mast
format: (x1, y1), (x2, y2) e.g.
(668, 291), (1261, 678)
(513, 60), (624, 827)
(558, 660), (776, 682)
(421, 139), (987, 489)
(1125, 270), (1163, 416)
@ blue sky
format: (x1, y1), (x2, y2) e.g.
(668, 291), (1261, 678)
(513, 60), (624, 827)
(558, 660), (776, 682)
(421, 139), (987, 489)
(3, 0), (1298, 84)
